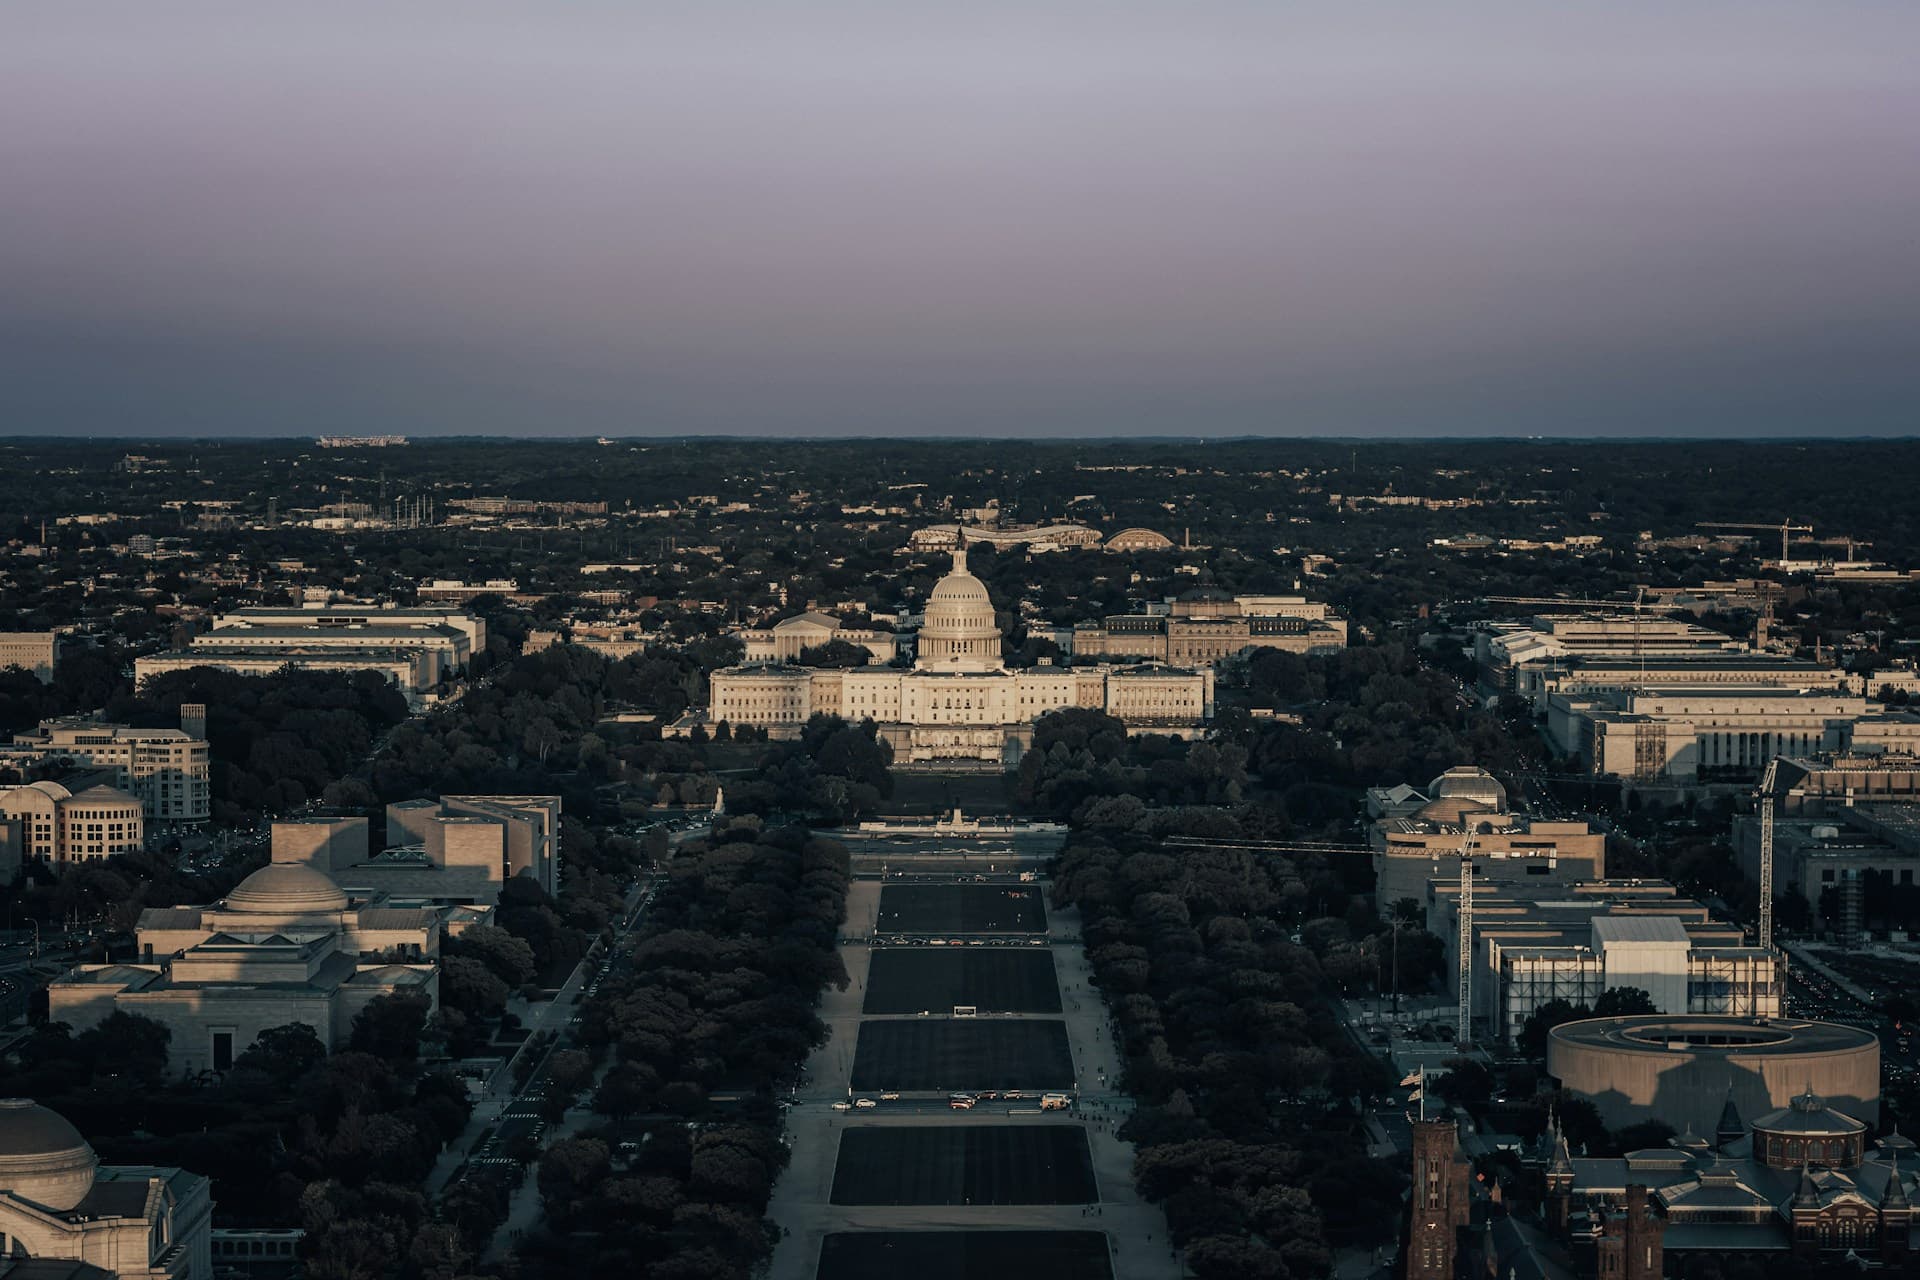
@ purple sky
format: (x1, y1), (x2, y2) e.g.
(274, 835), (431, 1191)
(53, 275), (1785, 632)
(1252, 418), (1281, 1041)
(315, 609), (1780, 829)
(3, 2), (1917, 438)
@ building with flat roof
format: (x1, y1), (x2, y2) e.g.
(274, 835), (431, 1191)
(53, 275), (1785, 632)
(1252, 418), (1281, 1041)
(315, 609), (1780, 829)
(382, 796), (561, 898)
(268, 798), (560, 901)
(1423, 878), (1779, 1043)
(1548, 1014), (1879, 1132)
(1066, 588), (1347, 665)
(1551, 687), (1920, 781)
(0, 633), (57, 683)
(133, 606), (484, 706)
(1475, 614), (1747, 694)
(1732, 754), (1920, 921)
(212, 605), (485, 650)
(415, 578), (522, 601)
(0, 780), (144, 864)
(7, 712), (210, 825)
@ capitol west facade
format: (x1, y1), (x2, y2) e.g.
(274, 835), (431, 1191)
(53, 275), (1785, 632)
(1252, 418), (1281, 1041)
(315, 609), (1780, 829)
(710, 547), (1213, 763)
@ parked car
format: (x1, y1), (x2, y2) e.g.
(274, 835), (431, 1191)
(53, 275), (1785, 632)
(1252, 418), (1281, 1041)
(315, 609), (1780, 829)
(854, 1097), (878, 1109)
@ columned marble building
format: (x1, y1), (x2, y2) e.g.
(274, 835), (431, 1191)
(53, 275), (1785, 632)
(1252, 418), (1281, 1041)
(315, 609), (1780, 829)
(49, 861), (440, 1077)
(709, 546), (1212, 763)
(0, 1099), (212, 1280)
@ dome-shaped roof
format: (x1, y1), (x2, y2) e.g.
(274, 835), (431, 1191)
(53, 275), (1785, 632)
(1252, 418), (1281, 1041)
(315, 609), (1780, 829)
(0, 1099), (98, 1211)
(918, 546), (1002, 669)
(1429, 765), (1508, 810)
(1107, 527), (1173, 550)
(1754, 1088), (1866, 1137)
(927, 560), (992, 608)
(225, 862), (349, 914)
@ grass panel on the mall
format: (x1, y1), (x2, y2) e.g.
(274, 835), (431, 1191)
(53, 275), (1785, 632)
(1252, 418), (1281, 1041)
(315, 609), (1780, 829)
(877, 883), (1048, 933)
(830, 1126), (1097, 1205)
(818, 1231), (1112, 1280)
(864, 947), (1063, 1014)
(851, 1020), (1075, 1092)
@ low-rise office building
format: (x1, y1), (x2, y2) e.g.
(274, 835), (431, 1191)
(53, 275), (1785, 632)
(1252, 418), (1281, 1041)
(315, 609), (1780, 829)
(1424, 878), (1780, 1043)
(1067, 589), (1347, 664)
(415, 578), (522, 601)
(6, 710), (210, 825)
(1475, 614), (1747, 694)
(0, 632), (58, 683)
(0, 780), (145, 864)
(133, 606), (484, 705)
(1552, 688), (1920, 781)
(1732, 754), (1920, 916)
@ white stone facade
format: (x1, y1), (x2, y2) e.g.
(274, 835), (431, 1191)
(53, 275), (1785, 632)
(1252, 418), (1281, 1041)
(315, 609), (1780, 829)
(710, 547), (1212, 762)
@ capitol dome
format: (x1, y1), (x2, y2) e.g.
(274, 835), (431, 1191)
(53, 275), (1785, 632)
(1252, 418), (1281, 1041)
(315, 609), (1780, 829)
(0, 1099), (98, 1211)
(224, 862), (349, 915)
(917, 546), (1002, 667)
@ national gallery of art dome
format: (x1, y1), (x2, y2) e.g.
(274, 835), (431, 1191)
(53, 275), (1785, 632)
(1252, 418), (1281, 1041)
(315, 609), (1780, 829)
(709, 546), (1213, 764)
(48, 860), (443, 1079)
(0, 1098), (211, 1280)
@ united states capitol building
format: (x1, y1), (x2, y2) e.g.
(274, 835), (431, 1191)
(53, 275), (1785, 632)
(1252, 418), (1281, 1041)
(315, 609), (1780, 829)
(709, 546), (1213, 763)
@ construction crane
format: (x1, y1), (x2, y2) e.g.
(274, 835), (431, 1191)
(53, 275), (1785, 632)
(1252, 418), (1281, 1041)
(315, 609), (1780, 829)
(1457, 832), (1476, 1047)
(1756, 758), (1781, 954)
(1163, 831), (1507, 1047)
(1697, 520), (1813, 564)
(1810, 534), (1875, 561)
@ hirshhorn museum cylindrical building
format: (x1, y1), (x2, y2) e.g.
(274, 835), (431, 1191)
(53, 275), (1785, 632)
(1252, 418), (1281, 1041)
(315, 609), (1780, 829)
(1547, 1015), (1880, 1133)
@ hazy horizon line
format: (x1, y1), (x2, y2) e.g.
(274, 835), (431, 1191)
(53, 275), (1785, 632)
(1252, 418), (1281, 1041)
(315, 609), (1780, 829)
(3, 432), (1917, 446)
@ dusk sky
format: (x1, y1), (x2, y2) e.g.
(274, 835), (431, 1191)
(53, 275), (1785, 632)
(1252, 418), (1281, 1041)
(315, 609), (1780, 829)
(3, 2), (1917, 439)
